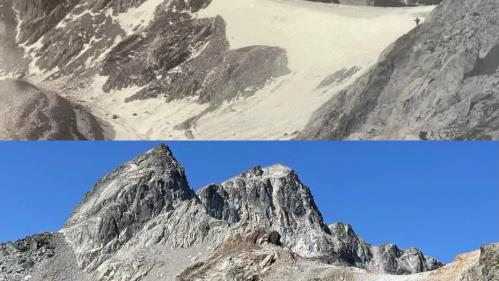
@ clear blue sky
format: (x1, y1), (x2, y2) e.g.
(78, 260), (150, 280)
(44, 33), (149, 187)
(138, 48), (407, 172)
(0, 141), (497, 263)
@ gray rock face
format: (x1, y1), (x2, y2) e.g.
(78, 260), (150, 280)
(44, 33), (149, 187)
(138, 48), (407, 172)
(0, 144), (464, 281)
(329, 223), (443, 274)
(14, 0), (150, 44)
(0, 79), (103, 140)
(369, 244), (442, 274)
(300, 0), (499, 140)
(328, 223), (373, 266)
(63, 144), (199, 269)
(14, 0), (77, 44)
(197, 165), (332, 258)
(479, 244), (499, 281)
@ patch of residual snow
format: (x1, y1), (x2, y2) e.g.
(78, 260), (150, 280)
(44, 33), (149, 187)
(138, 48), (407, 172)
(118, 0), (165, 34)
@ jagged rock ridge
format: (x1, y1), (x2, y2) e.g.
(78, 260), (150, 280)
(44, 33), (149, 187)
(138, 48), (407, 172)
(0, 144), (458, 281)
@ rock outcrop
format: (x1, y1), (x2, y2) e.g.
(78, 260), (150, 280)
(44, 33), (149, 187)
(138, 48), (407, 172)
(0, 234), (56, 281)
(329, 222), (442, 274)
(300, 0), (499, 140)
(0, 79), (103, 140)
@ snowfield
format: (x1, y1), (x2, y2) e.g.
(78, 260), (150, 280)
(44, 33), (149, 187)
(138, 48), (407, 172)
(27, 0), (434, 140)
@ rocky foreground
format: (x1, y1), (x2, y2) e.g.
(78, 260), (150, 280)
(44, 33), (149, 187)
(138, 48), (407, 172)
(0, 144), (497, 281)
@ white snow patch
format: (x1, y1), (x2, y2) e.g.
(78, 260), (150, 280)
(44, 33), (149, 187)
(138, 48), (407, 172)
(117, 0), (165, 34)
(262, 164), (293, 178)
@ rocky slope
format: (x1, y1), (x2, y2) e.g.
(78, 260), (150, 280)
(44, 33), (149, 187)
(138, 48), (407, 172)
(1, 144), (495, 281)
(0, 0), (438, 139)
(300, 0), (499, 140)
(0, 79), (103, 140)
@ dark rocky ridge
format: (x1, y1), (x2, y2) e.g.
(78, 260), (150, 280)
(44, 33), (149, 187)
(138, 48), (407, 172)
(300, 0), (499, 140)
(0, 79), (104, 140)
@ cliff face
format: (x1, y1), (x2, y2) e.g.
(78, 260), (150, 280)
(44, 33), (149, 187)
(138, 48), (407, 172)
(197, 165), (333, 259)
(300, 0), (499, 140)
(0, 144), (452, 281)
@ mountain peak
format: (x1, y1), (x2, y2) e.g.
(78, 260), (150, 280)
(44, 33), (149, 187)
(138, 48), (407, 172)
(63, 144), (196, 270)
(131, 143), (182, 170)
(239, 164), (295, 179)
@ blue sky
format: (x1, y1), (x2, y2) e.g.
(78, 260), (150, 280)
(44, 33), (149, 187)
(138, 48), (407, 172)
(0, 141), (497, 263)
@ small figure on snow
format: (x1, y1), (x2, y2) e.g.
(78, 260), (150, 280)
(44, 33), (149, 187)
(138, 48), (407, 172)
(415, 17), (421, 27)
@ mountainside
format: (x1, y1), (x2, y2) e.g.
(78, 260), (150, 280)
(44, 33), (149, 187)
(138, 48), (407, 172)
(0, 0), (436, 140)
(300, 0), (499, 140)
(1, 144), (496, 281)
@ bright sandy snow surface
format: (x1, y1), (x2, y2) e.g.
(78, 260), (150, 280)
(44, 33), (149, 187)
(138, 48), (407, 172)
(30, 0), (434, 140)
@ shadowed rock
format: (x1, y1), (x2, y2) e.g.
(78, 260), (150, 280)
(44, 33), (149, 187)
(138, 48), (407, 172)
(0, 79), (103, 140)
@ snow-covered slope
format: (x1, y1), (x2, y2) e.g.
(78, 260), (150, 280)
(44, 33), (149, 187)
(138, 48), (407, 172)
(4, 0), (435, 140)
(192, 0), (434, 139)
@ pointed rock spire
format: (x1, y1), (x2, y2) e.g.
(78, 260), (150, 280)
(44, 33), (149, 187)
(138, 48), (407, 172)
(63, 144), (197, 270)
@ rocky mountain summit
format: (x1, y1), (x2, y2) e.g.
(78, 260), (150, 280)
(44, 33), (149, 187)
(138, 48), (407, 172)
(1, 144), (496, 281)
(300, 0), (499, 140)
